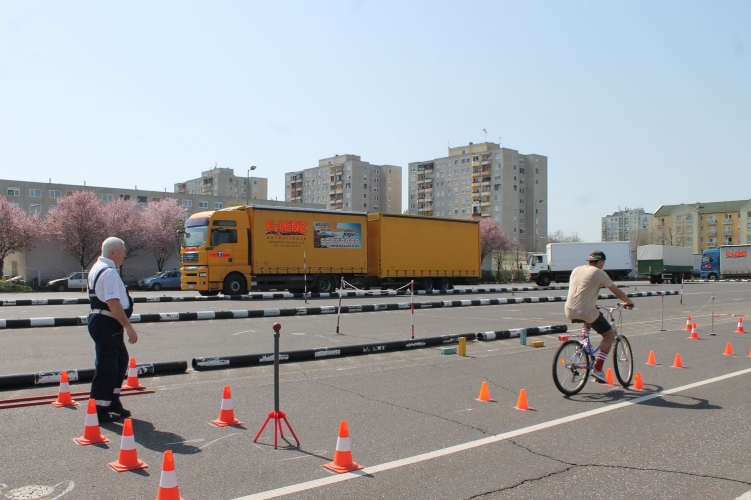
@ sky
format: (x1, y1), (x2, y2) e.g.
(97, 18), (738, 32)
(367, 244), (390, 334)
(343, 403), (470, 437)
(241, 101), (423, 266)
(1, 1), (749, 241)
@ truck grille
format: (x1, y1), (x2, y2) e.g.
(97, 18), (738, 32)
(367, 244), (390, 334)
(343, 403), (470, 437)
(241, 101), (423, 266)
(182, 252), (198, 263)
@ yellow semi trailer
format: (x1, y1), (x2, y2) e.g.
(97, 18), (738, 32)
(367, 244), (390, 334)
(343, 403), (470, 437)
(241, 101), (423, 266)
(180, 205), (480, 295)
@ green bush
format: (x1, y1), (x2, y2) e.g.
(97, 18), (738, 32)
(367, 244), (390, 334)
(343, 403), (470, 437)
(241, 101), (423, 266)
(0, 280), (33, 293)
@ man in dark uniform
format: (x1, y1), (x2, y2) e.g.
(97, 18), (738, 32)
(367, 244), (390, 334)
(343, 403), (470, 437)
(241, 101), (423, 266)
(87, 237), (139, 422)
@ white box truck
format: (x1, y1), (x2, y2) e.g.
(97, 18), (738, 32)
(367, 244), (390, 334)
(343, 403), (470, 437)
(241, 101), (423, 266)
(700, 245), (751, 280)
(527, 242), (632, 286)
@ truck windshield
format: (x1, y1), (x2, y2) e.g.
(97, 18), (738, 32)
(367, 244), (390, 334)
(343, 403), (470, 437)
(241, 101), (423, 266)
(183, 217), (209, 247)
(701, 255), (713, 263)
(528, 255), (542, 266)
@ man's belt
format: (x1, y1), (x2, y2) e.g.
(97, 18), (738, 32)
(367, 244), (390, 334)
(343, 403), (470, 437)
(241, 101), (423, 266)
(90, 309), (115, 318)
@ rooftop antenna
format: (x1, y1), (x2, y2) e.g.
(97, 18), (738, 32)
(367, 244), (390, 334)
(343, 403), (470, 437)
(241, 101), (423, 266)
(483, 128), (488, 143)
(498, 136), (502, 147)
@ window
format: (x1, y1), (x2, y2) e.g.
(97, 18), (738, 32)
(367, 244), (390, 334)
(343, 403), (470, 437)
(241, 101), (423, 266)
(6, 187), (20, 196)
(199, 201), (209, 209)
(137, 196), (147, 204)
(29, 204), (42, 214)
(50, 190), (61, 199)
(214, 202), (223, 209)
(29, 189), (41, 197)
(676, 215), (682, 222)
(101, 194), (114, 202)
(182, 200), (192, 207)
(210, 229), (237, 245)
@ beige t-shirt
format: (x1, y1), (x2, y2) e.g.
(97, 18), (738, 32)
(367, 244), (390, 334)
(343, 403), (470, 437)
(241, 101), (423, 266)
(564, 264), (614, 323)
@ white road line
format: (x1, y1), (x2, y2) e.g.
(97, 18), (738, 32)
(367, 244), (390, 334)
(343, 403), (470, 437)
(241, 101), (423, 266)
(231, 367), (751, 500)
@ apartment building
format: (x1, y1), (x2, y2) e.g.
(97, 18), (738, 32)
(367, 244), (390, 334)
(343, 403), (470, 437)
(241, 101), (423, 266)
(174, 165), (268, 203)
(652, 200), (751, 254)
(285, 155), (402, 213)
(407, 142), (548, 250)
(601, 208), (652, 243)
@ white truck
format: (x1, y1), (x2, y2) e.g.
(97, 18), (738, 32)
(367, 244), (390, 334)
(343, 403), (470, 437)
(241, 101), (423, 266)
(527, 242), (632, 287)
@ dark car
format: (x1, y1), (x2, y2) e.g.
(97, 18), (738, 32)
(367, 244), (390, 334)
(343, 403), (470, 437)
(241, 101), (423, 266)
(137, 270), (181, 291)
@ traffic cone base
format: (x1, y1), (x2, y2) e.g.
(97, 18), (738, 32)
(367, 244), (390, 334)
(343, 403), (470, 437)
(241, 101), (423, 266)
(122, 358), (144, 390)
(735, 317), (746, 334)
(155, 451), (185, 500)
(323, 421), (364, 474)
(672, 353), (684, 369)
(684, 315), (692, 331)
(476, 381), (493, 402)
(109, 418), (148, 472)
(605, 368), (615, 385)
(724, 342), (734, 356)
(646, 350), (657, 366)
(211, 385), (242, 427)
(52, 371), (78, 408)
(633, 372), (644, 390)
(514, 389), (530, 410)
(75, 399), (109, 446)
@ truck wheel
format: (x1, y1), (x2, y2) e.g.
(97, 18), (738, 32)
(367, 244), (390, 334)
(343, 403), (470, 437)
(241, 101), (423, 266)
(536, 275), (551, 287)
(438, 277), (452, 292)
(649, 276), (657, 284)
(152, 283), (162, 291)
(421, 278), (434, 292)
(708, 273), (718, 281)
(223, 273), (247, 295)
(315, 275), (336, 293)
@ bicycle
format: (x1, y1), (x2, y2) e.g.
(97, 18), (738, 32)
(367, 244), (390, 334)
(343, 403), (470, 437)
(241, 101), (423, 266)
(552, 303), (634, 395)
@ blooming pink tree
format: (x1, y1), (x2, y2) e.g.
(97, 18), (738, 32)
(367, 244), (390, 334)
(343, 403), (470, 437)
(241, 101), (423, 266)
(480, 217), (512, 261)
(102, 199), (146, 260)
(43, 191), (109, 269)
(142, 199), (187, 271)
(0, 197), (39, 275)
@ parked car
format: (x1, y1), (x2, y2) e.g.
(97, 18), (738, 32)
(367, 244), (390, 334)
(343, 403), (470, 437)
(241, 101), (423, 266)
(47, 272), (89, 292)
(137, 270), (181, 291)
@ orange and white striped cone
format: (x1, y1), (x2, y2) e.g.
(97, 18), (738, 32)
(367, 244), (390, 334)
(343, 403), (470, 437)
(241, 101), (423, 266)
(211, 385), (242, 427)
(122, 358), (144, 390)
(109, 418), (148, 472)
(75, 398), (109, 446)
(323, 420), (363, 473)
(684, 315), (692, 331)
(688, 322), (700, 340)
(735, 317), (746, 334)
(51, 370), (78, 408)
(155, 450), (185, 500)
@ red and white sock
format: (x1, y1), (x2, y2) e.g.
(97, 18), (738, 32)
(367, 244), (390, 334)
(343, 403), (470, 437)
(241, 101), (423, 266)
(594, 350), (608, 371)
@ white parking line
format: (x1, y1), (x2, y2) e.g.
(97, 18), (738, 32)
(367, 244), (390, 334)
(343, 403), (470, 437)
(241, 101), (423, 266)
(231, 367), (751, 500)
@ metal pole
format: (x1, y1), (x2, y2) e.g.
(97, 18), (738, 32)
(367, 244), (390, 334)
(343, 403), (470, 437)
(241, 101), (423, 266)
(410, 280), (415, 339)
(660, 293), (665, 331)
(710, 293), (716, 335)
(272, 323), (281, 412)
(335, 277), (343, 335)
(680, 277), (684, 305)
(303, 252), (307, 304)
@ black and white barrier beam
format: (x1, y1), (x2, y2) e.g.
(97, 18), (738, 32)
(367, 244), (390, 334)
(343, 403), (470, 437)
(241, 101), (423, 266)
(193, 333), (477, 371)
(476, 324), (568, 341)
(0, 291), (679, 329)
(0, 360), (188, 389)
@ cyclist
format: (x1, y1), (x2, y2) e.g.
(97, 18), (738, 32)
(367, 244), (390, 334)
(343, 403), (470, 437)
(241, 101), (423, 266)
(564, 250), (634, 383)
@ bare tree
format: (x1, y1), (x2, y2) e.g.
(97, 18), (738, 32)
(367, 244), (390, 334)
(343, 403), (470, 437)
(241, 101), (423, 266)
(142, 199), (187, 271)
(0, 197), (38, 275)
(548, 230), (583, 243)
(43, 191), (108, 269)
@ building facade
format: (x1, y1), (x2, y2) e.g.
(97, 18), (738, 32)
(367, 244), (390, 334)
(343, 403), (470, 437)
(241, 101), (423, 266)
(407, 142), (548, 250)
(174, 165), (268, 203)
(601, 208), (652, 244)
(285, 155), (403, 213)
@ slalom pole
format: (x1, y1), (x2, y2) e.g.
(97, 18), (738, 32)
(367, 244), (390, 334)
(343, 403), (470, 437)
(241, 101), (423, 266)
(660, 292), (665, 331)
(410, 280), (415, 339)
(710, 293), (716, 335)
(680, 276), (684, 305)
(335, 277), (344, 335)
(303, 252), (308, 304)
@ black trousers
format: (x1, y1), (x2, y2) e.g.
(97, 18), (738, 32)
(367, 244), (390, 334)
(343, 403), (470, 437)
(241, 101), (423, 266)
(88, 314), (129, 412)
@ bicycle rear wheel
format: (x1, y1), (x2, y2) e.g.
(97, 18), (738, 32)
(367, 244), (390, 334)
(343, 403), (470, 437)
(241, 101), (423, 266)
(552, 340), (590, 395)
(613, 334), (634, 387)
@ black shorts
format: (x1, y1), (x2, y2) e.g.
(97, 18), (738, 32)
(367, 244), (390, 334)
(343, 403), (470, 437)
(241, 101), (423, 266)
(589, 313), (612, 334)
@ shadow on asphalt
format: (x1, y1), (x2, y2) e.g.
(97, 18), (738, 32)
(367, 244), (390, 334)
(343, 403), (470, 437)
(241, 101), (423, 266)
(565, 384), (722, 410)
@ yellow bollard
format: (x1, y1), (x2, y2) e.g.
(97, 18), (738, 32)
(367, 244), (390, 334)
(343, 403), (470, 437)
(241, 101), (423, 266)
(458, 337), (467, 357)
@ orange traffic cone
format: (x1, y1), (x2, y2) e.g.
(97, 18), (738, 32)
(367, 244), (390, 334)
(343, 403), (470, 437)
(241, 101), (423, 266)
(514, 389), (530, 410)
(688, 322), (700, 340)
(211, 386), (242, 427)
(646, 350), (657, 366)
(684, 315), (692, 331)
(122, 358), (144, 390)
(735, 317), (746, 334)
(476, 381), (493, 402)
(75, 398), (109, 446)
(724, 342), (734, 356)
(605, 368), (615, 385)
(155, 450), (185, 500)
(672, 353), (684, 368)
(51, 371), (78, 408)
(633, 372), (644, 390)
(109, 418), (148, 472)
(323, 420), (363, 473)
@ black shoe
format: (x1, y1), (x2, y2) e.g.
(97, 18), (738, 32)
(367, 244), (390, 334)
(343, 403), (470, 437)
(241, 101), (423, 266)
(97, 411), (121, 423)
(110, 404), (131, 418)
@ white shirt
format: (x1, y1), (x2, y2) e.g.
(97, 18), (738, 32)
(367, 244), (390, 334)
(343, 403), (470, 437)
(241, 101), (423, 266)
(88, 256), (130, 309)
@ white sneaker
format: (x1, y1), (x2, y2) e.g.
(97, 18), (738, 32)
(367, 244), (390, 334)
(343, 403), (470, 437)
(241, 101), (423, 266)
(591, 370), (607, 384)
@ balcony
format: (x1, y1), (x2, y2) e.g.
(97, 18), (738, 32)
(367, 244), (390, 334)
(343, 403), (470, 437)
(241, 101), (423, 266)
(708, 219), (717, 225)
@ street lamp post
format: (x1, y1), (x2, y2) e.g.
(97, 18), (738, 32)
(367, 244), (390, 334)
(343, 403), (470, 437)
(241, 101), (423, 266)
(534, 199), (544, 253)
(246, 166), (257, 205)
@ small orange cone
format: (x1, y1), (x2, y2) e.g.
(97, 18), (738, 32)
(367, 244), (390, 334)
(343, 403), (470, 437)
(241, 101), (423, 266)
(688, 322), (700, 340)
(323, 420), (363, 473)
(476, 381), (493, 402)
(51, 371), (78, 408)
(514, 389), (530, 410)
(75, 398), (109, 446)
(211, 386), (242, 427)
(122, 358), (144, 390)
(109, 418), (148, 472)
(735, 317), (746, 334)
(633, 372), (644, 390)
(155, 450), (185, 500)
(605, 368), (615, 385)
(672, 353), (684, 368)
(684, 315), (692, 331)
(724, 342), (734, 356)
(646, 350), (657, 366)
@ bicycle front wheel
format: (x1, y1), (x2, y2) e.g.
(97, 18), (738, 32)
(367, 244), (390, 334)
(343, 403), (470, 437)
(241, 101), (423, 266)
(613, 334), (634, 387)
(552, 340), (590, 395)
